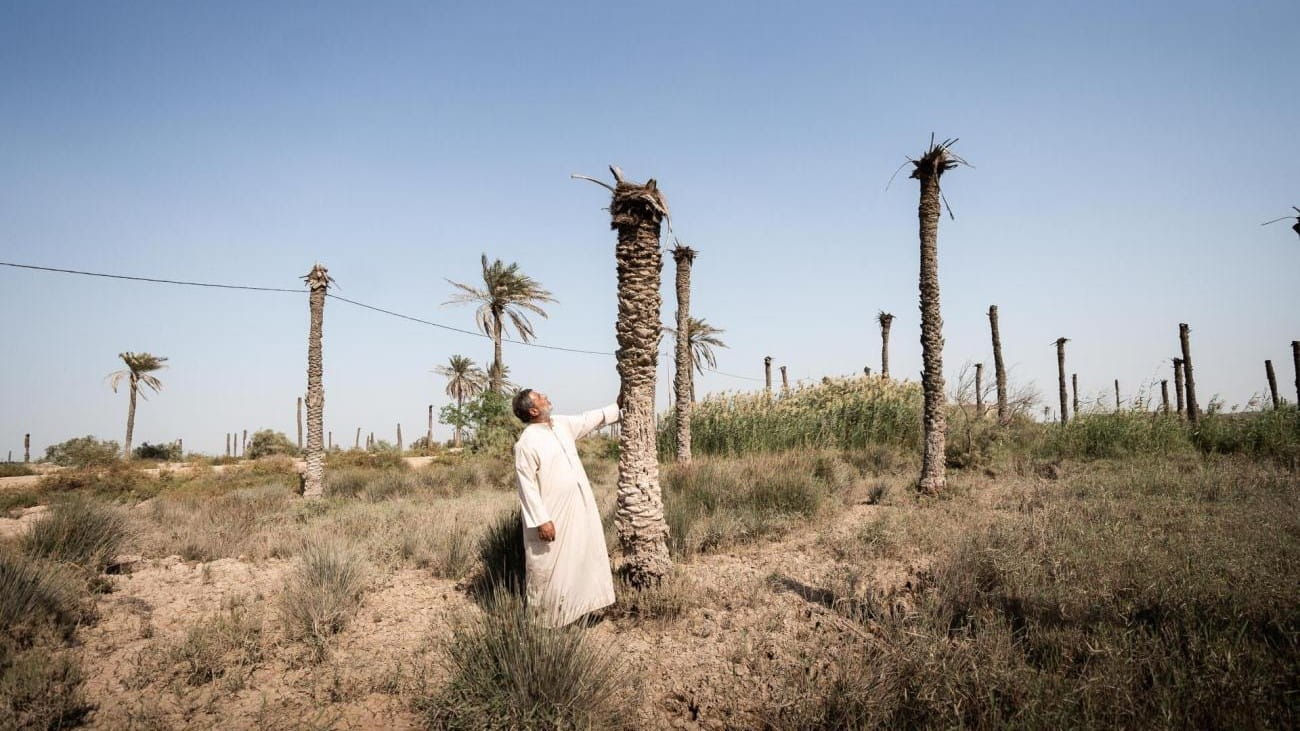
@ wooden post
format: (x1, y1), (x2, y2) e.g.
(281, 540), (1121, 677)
(975, 363), (985, 415)
(1179, 324), (1199, 426)
(1161, 380), (1170, 413)
(1265, 360), (1279, 409)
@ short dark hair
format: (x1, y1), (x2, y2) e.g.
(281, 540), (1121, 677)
(512, 389), (536, 423)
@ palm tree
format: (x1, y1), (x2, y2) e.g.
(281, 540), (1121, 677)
(108, 352), (167, 459)
(435, 354), (487, 448)
(877, 311), (895, 379)
(988, 305), (1009, 424)
(445, 254), (556, 394)
(911, 137), (963, 494)
(662, 316), (727, 402)
(577, 165), (672, 588)
(1265, 360), (1279, 409)
(1054, 338), (1070, 425)
(302, 263), (332, 498)
(671, 244), (697, 463)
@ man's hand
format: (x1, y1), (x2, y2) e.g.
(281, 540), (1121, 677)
(537, 521), (556, 542)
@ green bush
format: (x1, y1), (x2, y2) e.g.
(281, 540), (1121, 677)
(326, 449), (406, 470)
(244, 429), (299, 460)
(43, 435), (120, 467)
(419, 590), (627, 730)
(21, 497), (129, 573)
(0, 463), (33, 478)
(1195, 408), (1300, 459)
(132, 441), (182, 461)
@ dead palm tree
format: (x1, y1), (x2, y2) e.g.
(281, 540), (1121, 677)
(1054, 338), (1070, 425)
(445, 254), (556, 394)
(1173, 358), (1186, 415)
(877, 311), (895, 379)
(1179, 323), (1200, 427)
(575, 165), (673, 588)
(910, 136), (965, 494)
(302, 264), (332, 498)
(1265, 360), (1279, 409)
(107, 352), (167, 459)
(663, 316), (727, 402)
(671, 244), (697, 463)
(435, 354), (487, 448)
(988, 305), (1009, 424)
(1293, 341), (1299, 406)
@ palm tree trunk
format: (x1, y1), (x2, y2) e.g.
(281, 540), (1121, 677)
(490, 308), (504, 394)
(1293, 341), (1300, 406)
(1072, 373), (1080, 416)
(1114, 379), (1121, 412)
(988, 305), (1008, 424)
(355, 427), (361, 449)
(303, 263), (330, 498)
(124, 375), (138, 459)
(226, 433), (231, 458)
(1173, 358), (1186, 416)
(880, 317), (893, 379)
(1161, 380), (1170, 413)
(1179, 323), (1199, 427)
(764, 356), (772, 400)
(1055, 339), (1069, 426)
(1265, 360), (1279, 409)
(914, 152), (948, 495)
(396, 423), (403, 453)
(328, 432), (332, 451)
(24, 434), (29, 463)
(975, 363), (984, 416)
(780, 365), (789, 395)
(427, 405), (434, 452)
(672, 245), (696, 464)
(454, 394), (463, 448)
(297, 396), (303, 450)
(609, 171), (672, 588)
(242, 430), (247, 455)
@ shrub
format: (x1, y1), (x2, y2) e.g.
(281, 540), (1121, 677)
(43, 435), (119, 467)
(132, 442), (182, 461)
(279, 537), (367, 652)
(326, 450), (407, 470)
(0, 463), (33, 478)
(21, 497), (129, 573)
(419, 590), (627, 730)
(37, 462), (157, 503)
(167, 605), (263, 686)
(0, 551), (85, 652)
(0, 650), (91, 730)
(471, 508), (525, 598)
(244, 429), (299, 460)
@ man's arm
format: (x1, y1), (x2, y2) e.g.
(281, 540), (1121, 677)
(570, 403), (621, 440)
(515, 443), (551, 530)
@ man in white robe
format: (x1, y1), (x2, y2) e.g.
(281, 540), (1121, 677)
(511, 389), (620, 627)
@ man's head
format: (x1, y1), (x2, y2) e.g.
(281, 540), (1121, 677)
(512, 389), (552, 424)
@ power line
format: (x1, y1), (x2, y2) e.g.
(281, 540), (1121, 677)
(0, 261), (303, 293)
(1, 258), (763, 380)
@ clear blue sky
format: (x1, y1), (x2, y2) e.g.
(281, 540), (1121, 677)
(2, 1), (1297, 457)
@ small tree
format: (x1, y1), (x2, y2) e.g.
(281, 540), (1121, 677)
(246, 429), (299, 459)
(45, 436), (120, 467)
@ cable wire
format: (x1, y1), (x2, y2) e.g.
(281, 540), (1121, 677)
(0, 261), (303, 293)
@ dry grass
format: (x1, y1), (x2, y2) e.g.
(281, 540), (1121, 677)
(279, 536), (368, 654)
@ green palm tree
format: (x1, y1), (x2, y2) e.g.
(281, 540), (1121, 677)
(434, 355), (487, 448)
(663, 317), (727, 401)
(445, 254), (557, 394)
(107, 352), (167, 459)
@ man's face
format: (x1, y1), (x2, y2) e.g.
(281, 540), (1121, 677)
(529, 392), (553, 421)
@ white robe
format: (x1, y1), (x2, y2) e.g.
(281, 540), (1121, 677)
(514, 404), (620, 627)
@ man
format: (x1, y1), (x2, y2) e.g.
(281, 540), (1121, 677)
(511, 388), (621, 627)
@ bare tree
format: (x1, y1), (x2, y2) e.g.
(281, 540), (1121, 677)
(1054, 338), (1070, 425)
(910, 137), (964, 494)
(1266, 360), (1279, 409)
(575, 166), (672, 588)
(1179, 323), (1199, 426)
(302, 263), (332, 498)
(988, 305), (1009, 424)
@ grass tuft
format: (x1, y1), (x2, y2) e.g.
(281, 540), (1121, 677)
(279, 537), (368, 653)
(21, 496), (128, 573)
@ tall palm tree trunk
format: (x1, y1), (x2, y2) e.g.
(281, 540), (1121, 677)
(672, 245), (696, 464)
(1114, 379), (1121, 412)
(1293, 341), (1300, 406)
(303, 264), (330, 498)
(490, 309), (504, 394)
(1265, 360), (1279, 409)
(1173, 358), (1186, 415)
(780, 365), (789, 395)
(912, 142), (955, 495)
(24, 433), (29, 463)
(607, 169), (672, 588)
(764, 356), (772, 399)
(1072, 373), (1079, 416)
(226, 433), (230, 458)
(354, 428), (361, 449)
(1161, 380), (1170, 413)
(454, 394), (464, 448)
(1055, 338), (1069, 425)
(975, 363), (985, 415)
(989, 305), (1008, 424)
(124, 375), (138, 458)
(396, 424), (403, 453)
(427, 405), (434, 451)
(1179, 323), (1199, 427)
(880, 315), (894, 379)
